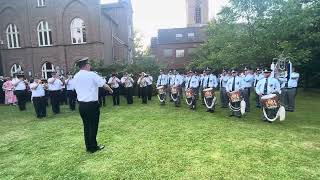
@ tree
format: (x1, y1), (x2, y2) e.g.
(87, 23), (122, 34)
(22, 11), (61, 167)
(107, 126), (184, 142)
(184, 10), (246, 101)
(190, 0), (320, 87)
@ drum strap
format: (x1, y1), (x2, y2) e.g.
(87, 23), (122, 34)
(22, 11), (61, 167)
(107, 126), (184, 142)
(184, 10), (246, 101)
(206, 76), (210, 88)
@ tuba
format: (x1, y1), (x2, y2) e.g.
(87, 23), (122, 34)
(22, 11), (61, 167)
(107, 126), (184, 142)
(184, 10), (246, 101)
(273, 55), (292, 79)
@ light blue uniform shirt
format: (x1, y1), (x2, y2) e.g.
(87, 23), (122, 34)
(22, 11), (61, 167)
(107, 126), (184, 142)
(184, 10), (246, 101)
(185, 76), (200, 89)
(255, 77), (281, 95)
(202, 74), (218, 88)
(172, 74), (184, 86)
(254, 73), (264, 87)
(220, 75), (230, 88)
(243, 74), (254, 88)
(226, 76), (243, 92)
(157, 74), (168, 87)
(279, 72), (300, 88)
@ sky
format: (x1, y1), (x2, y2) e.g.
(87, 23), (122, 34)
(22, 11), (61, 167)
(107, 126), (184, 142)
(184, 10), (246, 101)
(101, 0), (229, 46)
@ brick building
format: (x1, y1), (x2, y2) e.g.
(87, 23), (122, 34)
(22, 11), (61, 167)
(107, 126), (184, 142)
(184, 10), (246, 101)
(0, 0), (133, 78)
(151, 0), (209, 69)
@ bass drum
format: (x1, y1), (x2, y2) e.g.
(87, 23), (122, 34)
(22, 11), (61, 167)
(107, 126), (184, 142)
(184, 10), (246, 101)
(171, 86), (180, 107)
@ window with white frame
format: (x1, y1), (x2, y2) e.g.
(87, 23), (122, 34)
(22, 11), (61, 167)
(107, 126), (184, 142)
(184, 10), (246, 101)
(6, 24), (20, 49)
(188, 33), (195, 38)
(176, 49), (185, 58)
(70, 18), (87, 44)
(41, 62), (55, 79)
(37, 21), (53, 46)
(175, 33), (183, 38)
(10, 64), (22, 77)
(37, 0), (46, 7)
(163, 49), (173, 57)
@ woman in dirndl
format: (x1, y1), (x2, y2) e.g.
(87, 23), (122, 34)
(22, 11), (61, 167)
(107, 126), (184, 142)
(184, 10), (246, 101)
(2, 77), (17, 105)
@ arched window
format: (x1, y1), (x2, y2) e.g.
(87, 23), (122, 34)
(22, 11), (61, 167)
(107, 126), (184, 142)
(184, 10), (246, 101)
(6, 24), (20, 49)
(194, 0), (202, 24)
(10, 64), (22, 77)
(195, 6), (202, 24)
(41, 62), (55, 79)
(70, 18), (87, 44)
(37, 0), (46, 7)
(37, 21), (53, 46)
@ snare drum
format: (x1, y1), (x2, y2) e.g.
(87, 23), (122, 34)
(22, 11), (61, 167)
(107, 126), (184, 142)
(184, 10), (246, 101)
(186, 89), (194, 98)
(203, 88), (214, 98)
(229, 91), (241, 103)
(157, 86), (165, 95)
(171, 86), (179, 95)
(261, 94), (279, 109)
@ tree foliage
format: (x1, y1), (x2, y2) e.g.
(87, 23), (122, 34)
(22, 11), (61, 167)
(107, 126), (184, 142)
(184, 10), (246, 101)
(190, 0), (320, 87)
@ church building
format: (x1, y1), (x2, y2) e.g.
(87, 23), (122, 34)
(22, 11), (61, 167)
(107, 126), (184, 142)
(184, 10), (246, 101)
(151, 0), (209, 69)
(0, 0), (133, 78)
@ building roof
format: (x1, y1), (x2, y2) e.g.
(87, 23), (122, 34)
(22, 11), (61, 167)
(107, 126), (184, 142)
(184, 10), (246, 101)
(157, 26), (207, 45)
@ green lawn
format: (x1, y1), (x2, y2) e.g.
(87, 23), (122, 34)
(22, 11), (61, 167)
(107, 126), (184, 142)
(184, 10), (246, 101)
(0, 91), (319, 179)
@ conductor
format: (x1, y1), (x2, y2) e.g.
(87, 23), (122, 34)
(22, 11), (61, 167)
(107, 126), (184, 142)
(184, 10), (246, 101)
(74, 57), (113, 153)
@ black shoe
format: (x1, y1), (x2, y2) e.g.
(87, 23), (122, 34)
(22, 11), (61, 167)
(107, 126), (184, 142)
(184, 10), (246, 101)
(88, 145), (105, 153)
(229, 114), (235, 117)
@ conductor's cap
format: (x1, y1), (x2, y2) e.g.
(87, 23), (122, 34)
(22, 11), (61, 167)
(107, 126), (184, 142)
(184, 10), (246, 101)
(76, 57), (90, 68)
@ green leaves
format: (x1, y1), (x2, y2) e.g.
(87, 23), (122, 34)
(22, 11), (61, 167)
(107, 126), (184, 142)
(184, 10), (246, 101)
(190, 0), (320, 78)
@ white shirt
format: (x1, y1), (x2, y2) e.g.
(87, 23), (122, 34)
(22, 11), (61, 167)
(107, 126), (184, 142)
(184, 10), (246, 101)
(226, 76), (243, 92)
(138, 77), (147, 87)
(146, 76), (153, 85)
(121, 76), (134, 88)
(48, 78), (63, 91)
(66, 78), (75, 91)
(12, 78), (26, 90)
(30, 83), (45, 97)
(74, 70), (106, 102)
(255, 77), (281, 95)
(108, 77), (121, 88)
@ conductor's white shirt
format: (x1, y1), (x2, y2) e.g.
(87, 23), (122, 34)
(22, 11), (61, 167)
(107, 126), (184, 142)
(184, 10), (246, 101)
(74, 70), (106, 102)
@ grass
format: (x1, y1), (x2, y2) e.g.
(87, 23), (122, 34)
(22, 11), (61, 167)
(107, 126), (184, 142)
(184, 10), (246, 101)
(0, 90), (319, 179)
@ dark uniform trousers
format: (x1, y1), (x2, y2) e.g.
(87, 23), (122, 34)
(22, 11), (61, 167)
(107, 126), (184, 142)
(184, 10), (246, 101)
(281, 88), (297, 111)
(32, 96), (47, 118)
(126, 87), (133, 104)
(79, 101), (100, 152)
(141, 87), (148, 104)
(15, 90), (27, 111)
(60, 88), (67, 105)
(147, 85), (153, 100)
(49, 90), (61, 114)
(220, 87), (228, 108)
(112, 88), (120, 106)
(255, 89), (261, 108)
(241, 88), (250, 112)
(98, 87), (107, 107)
(67, 90), (77, 111)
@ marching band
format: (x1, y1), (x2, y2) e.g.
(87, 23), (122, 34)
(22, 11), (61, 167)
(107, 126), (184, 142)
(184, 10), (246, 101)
(1, 57), (300, 124)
